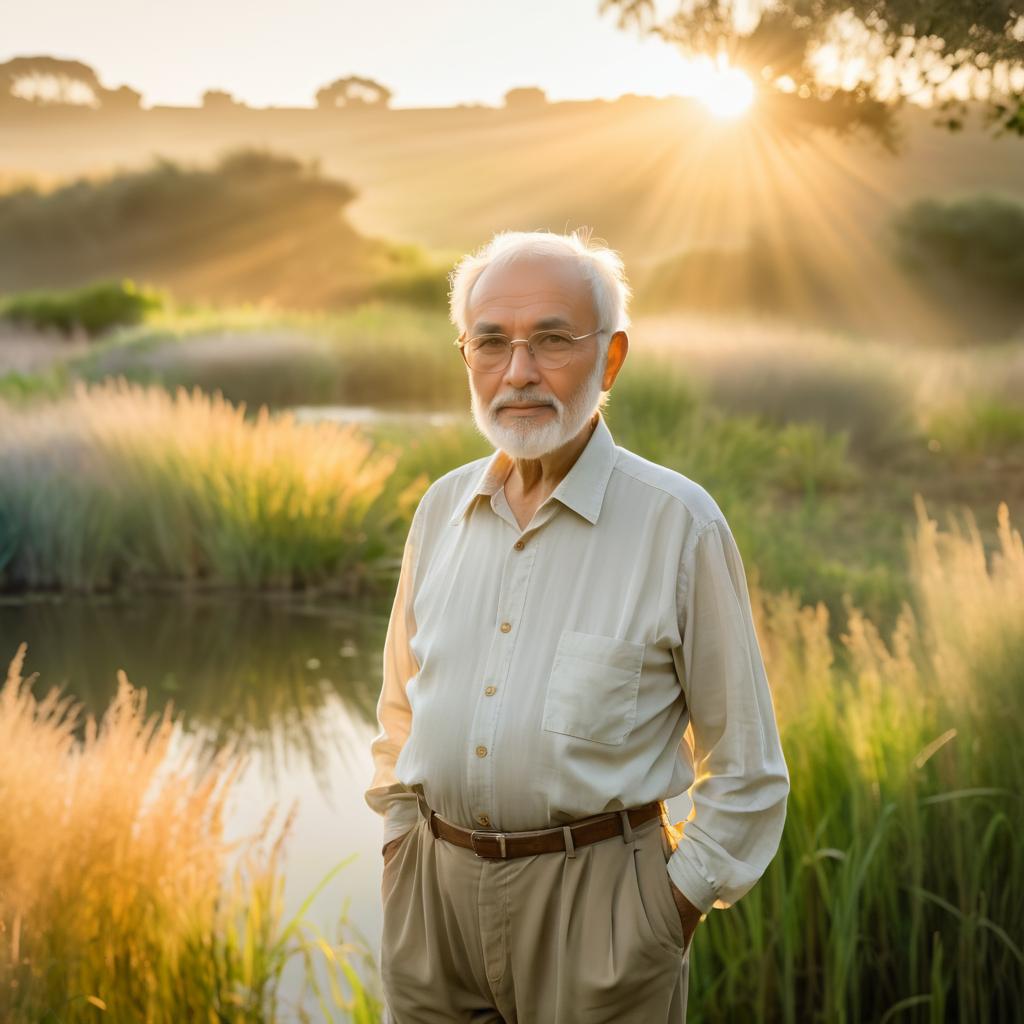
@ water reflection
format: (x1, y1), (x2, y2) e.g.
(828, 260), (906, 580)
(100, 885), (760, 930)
(1, 591), (399, 1012)
(0, 591), (390, 790)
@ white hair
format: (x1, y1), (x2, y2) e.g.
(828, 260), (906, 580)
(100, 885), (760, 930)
(448, 228), (632, 359)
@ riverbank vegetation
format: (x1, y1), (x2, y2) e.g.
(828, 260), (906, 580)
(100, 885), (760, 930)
(2, 497), (1020, 1021)
(0, 642), (382, 1023)
(2, 301), (1023, 638)
(694, 496), (1024, 1021)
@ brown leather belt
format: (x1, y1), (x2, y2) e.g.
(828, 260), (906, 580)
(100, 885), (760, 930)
(426, 800), (664, 859)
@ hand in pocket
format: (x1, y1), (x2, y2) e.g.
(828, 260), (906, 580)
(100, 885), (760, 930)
(382, 830), (411, 868)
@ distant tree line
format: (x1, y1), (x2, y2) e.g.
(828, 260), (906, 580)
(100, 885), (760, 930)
(0, 56), (398, 113)
(0, 55), (559, 115)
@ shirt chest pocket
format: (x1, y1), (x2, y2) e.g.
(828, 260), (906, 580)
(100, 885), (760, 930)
(541, 630), (646, 746)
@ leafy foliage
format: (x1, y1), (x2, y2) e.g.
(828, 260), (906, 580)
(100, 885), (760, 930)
(0, 279), (165, 337)
(600, 0), (1024, 144)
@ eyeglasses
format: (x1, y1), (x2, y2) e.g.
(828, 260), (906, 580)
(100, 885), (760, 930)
(453, 328), (604, 373)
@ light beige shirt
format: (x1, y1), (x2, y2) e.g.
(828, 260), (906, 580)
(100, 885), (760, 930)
(364, 410), (789, 913)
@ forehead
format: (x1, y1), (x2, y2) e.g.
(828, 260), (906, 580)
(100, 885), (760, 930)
(466, 254), (594, 332)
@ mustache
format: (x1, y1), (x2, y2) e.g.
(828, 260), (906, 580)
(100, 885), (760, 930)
(492, 394), (559, 411)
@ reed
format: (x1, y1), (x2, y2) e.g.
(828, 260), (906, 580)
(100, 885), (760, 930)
(686, 497), (1024, 1022)
(0, 377), (417, 592)
(0, 642), (383, 1023)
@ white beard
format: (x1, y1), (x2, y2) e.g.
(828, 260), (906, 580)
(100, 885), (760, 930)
(469, 351), (607, 460)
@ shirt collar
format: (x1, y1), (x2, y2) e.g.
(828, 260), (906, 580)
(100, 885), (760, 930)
(448, 410), (617, 527)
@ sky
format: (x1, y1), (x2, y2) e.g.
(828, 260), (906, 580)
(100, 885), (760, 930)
(2, 0), (707, 110)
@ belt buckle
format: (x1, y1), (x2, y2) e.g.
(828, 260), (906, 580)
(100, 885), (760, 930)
(470, 830), (508, 858)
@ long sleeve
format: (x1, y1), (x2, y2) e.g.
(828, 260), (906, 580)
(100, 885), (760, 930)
(364, 499), (426, 848)
(667, 516), (790, 914)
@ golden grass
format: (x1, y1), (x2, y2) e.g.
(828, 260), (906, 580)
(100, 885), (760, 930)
(0, 377), (420, 591)
(0, 643), (384, 1022)
(0, 641), (258, 1018)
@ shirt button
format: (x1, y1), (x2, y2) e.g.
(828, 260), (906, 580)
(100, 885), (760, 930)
(499, 622), (512, 633)
(484, 685), (496, 696)
(514, 540), (525, 550)
(477, 813), (490, 826)
(475, 745), (488, 757)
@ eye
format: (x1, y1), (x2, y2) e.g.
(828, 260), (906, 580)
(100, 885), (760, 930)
(471, 335), (509, 350)
(535, 332), (573, 350)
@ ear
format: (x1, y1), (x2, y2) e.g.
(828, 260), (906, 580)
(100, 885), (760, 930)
(601, 331), (628, 391)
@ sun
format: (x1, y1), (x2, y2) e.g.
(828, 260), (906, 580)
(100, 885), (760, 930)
(688, 54), (756, 118)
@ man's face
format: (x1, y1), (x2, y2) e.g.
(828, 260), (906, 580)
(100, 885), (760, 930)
(463, 254), (607, 459)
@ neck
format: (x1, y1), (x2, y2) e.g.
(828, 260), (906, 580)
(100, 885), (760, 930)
(508, 411), (599, 497)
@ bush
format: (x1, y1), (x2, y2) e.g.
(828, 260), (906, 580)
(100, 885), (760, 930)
(366, 264), (452, 311)
(892, 194), (1024, 338)
(0, 279), (164, 337)
(0, 149), (380, 310)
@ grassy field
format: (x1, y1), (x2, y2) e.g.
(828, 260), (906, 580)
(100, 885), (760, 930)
(1, 300), (1022, 1019)
(1, 497), (1020, 1021)
(0, 374), (437, 594)
(2, 301), (1023, 638)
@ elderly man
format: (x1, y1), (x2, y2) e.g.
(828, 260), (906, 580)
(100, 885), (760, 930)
(365, 229), (789, 1023)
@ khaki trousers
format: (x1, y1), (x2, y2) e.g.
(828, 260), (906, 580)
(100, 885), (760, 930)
(379, 793), (690, 1023)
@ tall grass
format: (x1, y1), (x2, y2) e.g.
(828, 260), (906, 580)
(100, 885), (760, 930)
(70, 302), (466, 411)
(0, 642), (383, 1023)
(686, 497), (1024, 1022)
(0, 377), (423, 592)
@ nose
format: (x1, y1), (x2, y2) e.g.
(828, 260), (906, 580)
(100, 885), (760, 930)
(503, 339), (542, 389)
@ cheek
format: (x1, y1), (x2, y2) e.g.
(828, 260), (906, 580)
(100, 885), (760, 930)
(470, 374), (499, 406)
(551, 368), (588, 403)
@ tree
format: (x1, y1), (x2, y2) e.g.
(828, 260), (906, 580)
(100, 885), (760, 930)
(0, 55), (145, 112)
(104, 85), (143, 111)
(315, 75), (393, 109)
(202, 88), (244, 110)
(600, 0), (1024, 142)
(504, 86), (549, 109)
(0, 56), (104, 108)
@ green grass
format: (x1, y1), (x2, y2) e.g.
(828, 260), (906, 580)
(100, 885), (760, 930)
(924, 397), (1024, 457)
(686, 497), (1024, 1022)
(65, 302), (467, 411)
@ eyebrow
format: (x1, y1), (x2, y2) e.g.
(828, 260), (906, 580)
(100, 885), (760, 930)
(469, 315), (574, 335)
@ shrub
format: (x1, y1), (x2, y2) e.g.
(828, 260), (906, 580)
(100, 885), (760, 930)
(892, 194), (1024, 339)
(0, 279), (164, 337)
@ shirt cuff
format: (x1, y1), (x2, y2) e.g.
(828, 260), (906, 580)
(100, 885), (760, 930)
(666, 844), (718, 915)
(383, 794), (421, 846)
